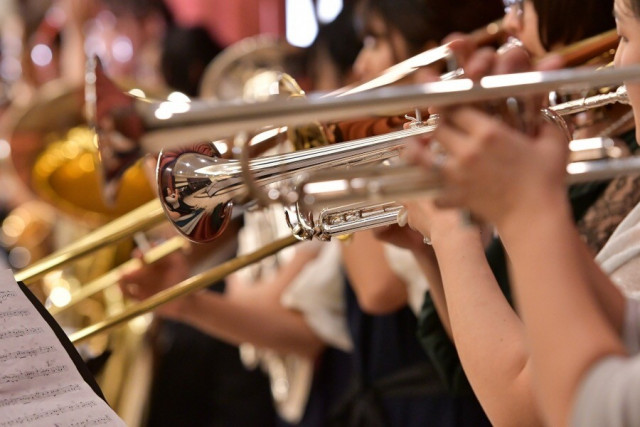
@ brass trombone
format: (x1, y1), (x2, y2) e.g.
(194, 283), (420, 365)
(67, 75), (640, 343)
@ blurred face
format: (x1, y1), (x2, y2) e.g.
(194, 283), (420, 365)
(352, 12), (410, 81)
(502, 0), (547, 57)
(614, 0), (640, 140)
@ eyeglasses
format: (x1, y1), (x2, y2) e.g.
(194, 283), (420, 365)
(503, 0), (524, 17)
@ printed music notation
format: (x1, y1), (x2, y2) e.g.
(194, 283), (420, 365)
(0, 269), (125, 426)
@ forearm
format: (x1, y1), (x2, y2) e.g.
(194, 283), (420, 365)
(175, 291), (324, 360)
(431, 224), (540, 426)
(499, 199), (627, 427)
(342, 230), (408, 314)
(411, 249), (452, 337)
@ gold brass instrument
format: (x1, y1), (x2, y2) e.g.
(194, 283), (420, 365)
(4, 81), (156, 225)
(48, 235), (188, 316)
(69, 234), (299, 344)
(14, 199), (165, 284)
(52, 63), (640, 346)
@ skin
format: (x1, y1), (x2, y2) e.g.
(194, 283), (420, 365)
(119, 227), (325, 360)
(352, 12), (411, 81)
(502, 0), (547, 57)
(402, 0), (636, 424)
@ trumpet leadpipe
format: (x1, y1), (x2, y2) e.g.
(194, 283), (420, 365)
(550, 85), (629, 116)
(297, 137), (634, 213)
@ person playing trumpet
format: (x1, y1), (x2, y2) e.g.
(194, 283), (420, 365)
(379, 0), (640, 426)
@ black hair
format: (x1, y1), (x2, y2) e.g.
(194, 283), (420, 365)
(357, 0), (503, 56)
(314, 2), (363, 78)
(532, 0), (615, 50)
(160, 25), (223, 97)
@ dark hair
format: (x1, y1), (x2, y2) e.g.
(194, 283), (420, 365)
(357, 0), (503, 56)
(315, 2), (363, 78)
(532, 0), (615, 50)
(161, 26), (223, 97)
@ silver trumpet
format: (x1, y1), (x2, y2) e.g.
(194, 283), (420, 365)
(87, 54), (640, 201)
(295, 136), (636, 219)
(156, 125), (435, 242)
(152, 66), (640, 243)
(543, 85), (630, 139)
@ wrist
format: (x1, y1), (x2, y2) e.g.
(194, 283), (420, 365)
(497, 189), (571, 240)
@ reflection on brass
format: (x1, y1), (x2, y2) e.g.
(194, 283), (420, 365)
(4, 80), (155, 226)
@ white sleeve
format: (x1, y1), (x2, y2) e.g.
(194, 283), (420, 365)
(280, 242), (353, 352)
(623, 297), (640, 354)
(572, 355), (640, 427)
(382, 243), (429, 315)
(597, 203), (640, 298)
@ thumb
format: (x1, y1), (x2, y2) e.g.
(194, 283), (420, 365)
(537, 121), (570, 163)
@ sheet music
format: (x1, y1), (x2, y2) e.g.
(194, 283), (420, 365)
(0, 269), (125, 426)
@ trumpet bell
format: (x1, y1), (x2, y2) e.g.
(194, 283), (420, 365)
(5, 80), (155, 225)
(157, 143), (232, 242)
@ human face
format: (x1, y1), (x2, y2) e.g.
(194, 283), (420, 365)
(352, 12), (410, 81)
(613, 0), (640, 140)
(502, 0), (547, 57)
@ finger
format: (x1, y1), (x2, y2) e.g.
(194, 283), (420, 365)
(433, 185), (466, 210)
(445, 36), (478, 67)
(534, 53), (565, 72)
(493, 46), (532, 74)
(431, 125), (468, 160)
(443, 107), (499, 136)
(464, 47), (497, 81)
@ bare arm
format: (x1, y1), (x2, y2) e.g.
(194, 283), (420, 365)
(498, 197), (626, 427)
(341, 229), (408, 314)
(120, 247), (325, 360)
(430, 106), (628, 426)
(404, 200), (542, 427)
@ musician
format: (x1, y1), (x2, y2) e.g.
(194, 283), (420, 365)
(404, 0), (640, 413)
(378, 0), (640, 426)
(401, 0), (640, 424)
(317, 1), (508, 427)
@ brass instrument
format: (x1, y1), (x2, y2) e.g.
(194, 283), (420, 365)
(48, 235), (188, 316)
(14, 200), (165, 284)
(38, 64), (640, 351)
(296, 136), (632, 214)
(154, 65), (640, 242)
(69, 234), (299, 344)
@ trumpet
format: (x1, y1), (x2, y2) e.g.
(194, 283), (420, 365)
(291, 136), (630, 241)
(155, 66), (640, 243)
(59, 65), (640, 345)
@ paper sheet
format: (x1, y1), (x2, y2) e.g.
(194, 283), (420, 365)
(0, 269), (125, 426)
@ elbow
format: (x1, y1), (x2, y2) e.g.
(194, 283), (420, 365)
(356, 286), (407, 315)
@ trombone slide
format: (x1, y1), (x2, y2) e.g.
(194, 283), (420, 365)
(49, 236), (188, 316)
(14, 200), (166, 285)
(68, 235), (299, 344)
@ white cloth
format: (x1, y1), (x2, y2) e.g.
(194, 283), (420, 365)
(382, 244), (430, 315)
(596, 201), (640, 298)
(571, 202), (640, 426)
(281, 241), (352, 351)
(234, 205), (350, 423)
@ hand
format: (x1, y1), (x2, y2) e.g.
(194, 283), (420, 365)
(425, 111), (569, 227)
(403, 197), (471, 246)
(373, 223), (430, 256)
(118, 247), (193, 319)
